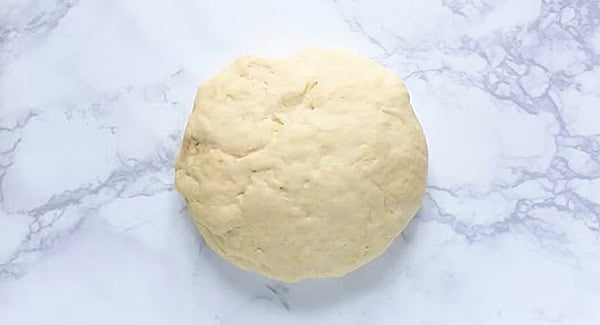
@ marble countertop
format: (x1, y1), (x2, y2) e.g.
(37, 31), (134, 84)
(1, 0), (599, 324)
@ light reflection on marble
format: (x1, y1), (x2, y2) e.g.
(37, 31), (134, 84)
(1, 0), (599, 324)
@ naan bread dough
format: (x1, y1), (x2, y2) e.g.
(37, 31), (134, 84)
(175, 49), (427, 282)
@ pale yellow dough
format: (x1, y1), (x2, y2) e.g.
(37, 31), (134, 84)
(175, 49), (427, 282)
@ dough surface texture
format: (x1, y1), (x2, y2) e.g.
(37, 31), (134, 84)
(175, 49), (427, 282)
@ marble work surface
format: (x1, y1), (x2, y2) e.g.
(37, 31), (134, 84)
(1, 0), (600, 324)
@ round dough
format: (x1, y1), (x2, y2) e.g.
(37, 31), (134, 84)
(175, 49), (427, 282)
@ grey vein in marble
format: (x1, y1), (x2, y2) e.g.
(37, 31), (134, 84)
(0, 0), (599, 324)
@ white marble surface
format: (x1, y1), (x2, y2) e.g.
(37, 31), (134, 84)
(1, 0), (599, 324)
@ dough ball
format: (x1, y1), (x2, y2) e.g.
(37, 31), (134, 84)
(175, 49), (427, 282)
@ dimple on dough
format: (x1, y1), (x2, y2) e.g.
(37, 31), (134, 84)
(175, 48), (428, 282)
